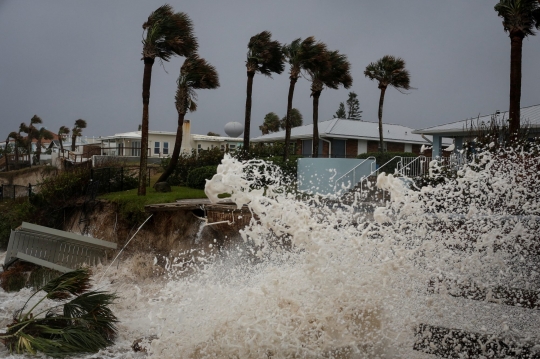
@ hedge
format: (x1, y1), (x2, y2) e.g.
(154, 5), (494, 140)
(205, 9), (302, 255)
(187, 165), (218, 189)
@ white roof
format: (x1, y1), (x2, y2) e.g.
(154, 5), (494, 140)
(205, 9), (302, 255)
(192, 135), (243, 142)
(252, 118), (429, 144)
(413, 103), (540, 135)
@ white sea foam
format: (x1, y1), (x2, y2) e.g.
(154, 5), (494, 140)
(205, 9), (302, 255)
(1, 146), (539, 358)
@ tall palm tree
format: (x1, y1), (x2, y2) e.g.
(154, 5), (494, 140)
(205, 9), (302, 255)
(282, 37), (327, 160)
(495, 0), (540, 136)
(35, 127), (54, 162)
(6, 131), (19, 170)
(244, 31), (284, 152)
(138, 4), (198, 196)
(364, 55), (412, 152)
(71, 119), (87, 151)
(306, 50), (352, 158)
(58, 125), (70, 156)
(156, 56), (220, 184)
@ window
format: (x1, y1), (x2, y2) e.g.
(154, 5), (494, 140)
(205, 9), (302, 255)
(117, 143), (124, 156)
(154, 142), (160, 155)
(331, 139), (346, 158)
(220, 144), (225, 151)
(229, 144), (236, 150)
(131, 141), (141, 156)
(163, 142), (169, 155)
(197, 144), (202, 153)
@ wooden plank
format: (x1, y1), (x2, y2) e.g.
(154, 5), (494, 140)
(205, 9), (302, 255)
(414, 323), (539, 359)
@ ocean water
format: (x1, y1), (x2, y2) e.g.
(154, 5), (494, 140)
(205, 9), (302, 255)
(1, 149), (539, 358)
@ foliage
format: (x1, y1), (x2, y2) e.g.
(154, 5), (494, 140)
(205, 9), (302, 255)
(260, 112), (281, 135)
(280, 108), (303, 129)
(142, 4), (198, 61)
(333, 102), (346, 119)
(494, 0), (540, 37)
(91, 167), (139, 194)
(0, 199), (35, 250)
(175, 56), (220, 115)
(246, 31), (285, 76)
(364, 55), (412, 93)
(207, 132), (221, 136)
(346, 91), (362, 120)
(187, 166), (218, 189)
(160, 147), (224, 186)
(0, 268), (118, 357)
(357, 152), (418, 174)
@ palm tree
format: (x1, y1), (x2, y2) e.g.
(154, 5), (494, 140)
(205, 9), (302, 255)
(58, 125), (70, 156)
(306, 50), (352, 158)
(6, 132), (19, 170)
(35, 127), (54, 162)
(138, 4), (198, 196)
(260, 112), (280, 135)
(71, 119), (87, 151)
(282, 37), (327, 160)
(494, 0), (540, 136)
(156, 56), (220, 184)
(364, 55), (412, 152)
(19, 115), (42, 167)
(244, 31), (284, 152)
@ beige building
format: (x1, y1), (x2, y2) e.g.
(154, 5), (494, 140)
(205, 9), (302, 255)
(96, 120), (242, 160)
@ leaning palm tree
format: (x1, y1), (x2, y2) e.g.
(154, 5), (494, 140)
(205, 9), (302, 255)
(19, 115), (42, 167)
(58, 125), (70, 156)
(138, 4), (198, 196)
(306, 49), (352, 158)
(156, 56), (220, 184)
(364, 55), (412, 152)
(6, 131), (19, 170)
(244, 31), (285, 151)
(494, 0), (540, 137)
(282, 37), (327, 160)
(35, 127), (54, 162)
(71, 119), (87, 151)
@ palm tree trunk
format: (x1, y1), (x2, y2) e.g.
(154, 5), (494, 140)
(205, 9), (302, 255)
(243, 71), (255, 153)
(15, 133), (20, 168)
(156, 112), (185, 183)
(59, 137), (64, 157)
(138, 57), (155, 196)
(36, 139), (41, 163)
(509, 33), (523, 138)
(312, 91), (321, 158)
(378, 86), (387, 152)
(71, 134), (76, 152)
(4, 138), (9, 171)
(283, 77), (298, 161)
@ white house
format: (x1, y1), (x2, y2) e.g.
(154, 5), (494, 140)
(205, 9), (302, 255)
(96, 120), (242, 161)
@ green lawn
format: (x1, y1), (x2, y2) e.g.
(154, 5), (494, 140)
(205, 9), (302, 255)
(99, 186), (207, 225)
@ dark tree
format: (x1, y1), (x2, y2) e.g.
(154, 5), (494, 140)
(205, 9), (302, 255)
(333, 102), (346, 119)
(71, 119), (87, 152)
(282, 37), (327, 160)
(306, 50), (352, 157)
(346, 91), (362, 120)
(35, 127), (54, 162)
(244, 31), (284, 151)
(259, 112), (281, 135)
(495, 0), (540, 137)
(280, 108), (303, 130)
(364, 55), (412, 151)
(156, 56), (220, 184)
(138, 4), (198, 195)
(57, 125), (70, 155)
(207, 132), (221, 137)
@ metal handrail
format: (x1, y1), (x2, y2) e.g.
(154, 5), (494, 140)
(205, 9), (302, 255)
(333, 156), (376, 192)
(351, 156), (404, 202)
(396, 156), (429, 177)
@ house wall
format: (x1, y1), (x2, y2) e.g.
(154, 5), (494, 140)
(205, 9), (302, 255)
(346, 140), (358, 158)
(148, 134), (177, 157)
(322, 141), (329, 157)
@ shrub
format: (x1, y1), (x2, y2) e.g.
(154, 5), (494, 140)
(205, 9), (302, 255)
(357, 152), (418, 174)
(161, 148), (224, 186)
(187, 166), (218, 189)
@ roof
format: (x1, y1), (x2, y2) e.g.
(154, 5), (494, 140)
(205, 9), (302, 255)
(412, 103), (540, 135)
(99, 131), (243, 142)
(192, 135), (242, 142)
(252, 118), (430, 144)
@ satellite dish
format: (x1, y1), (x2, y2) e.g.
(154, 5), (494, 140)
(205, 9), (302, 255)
(224, 122), (244, 138)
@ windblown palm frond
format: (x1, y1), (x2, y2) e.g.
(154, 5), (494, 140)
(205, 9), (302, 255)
(175, 56), (220, 115)
(246, 31), (285, 76)
(142, 4), (198, 60)
(0, 268), (118, 357)
(495, 0), (540, 36)
(364, 55), (411, 93)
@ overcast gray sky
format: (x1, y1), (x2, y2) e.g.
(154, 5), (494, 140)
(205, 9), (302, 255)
(1, 0), (539, 141)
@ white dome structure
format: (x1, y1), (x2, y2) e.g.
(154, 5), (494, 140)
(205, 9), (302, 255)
(224, 122), (244, 138)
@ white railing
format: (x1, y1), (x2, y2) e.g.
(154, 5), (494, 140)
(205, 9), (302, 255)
(333, 156), (376, 194)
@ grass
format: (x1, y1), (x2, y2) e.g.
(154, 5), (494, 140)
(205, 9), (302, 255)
(99, 185), (207, 226)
